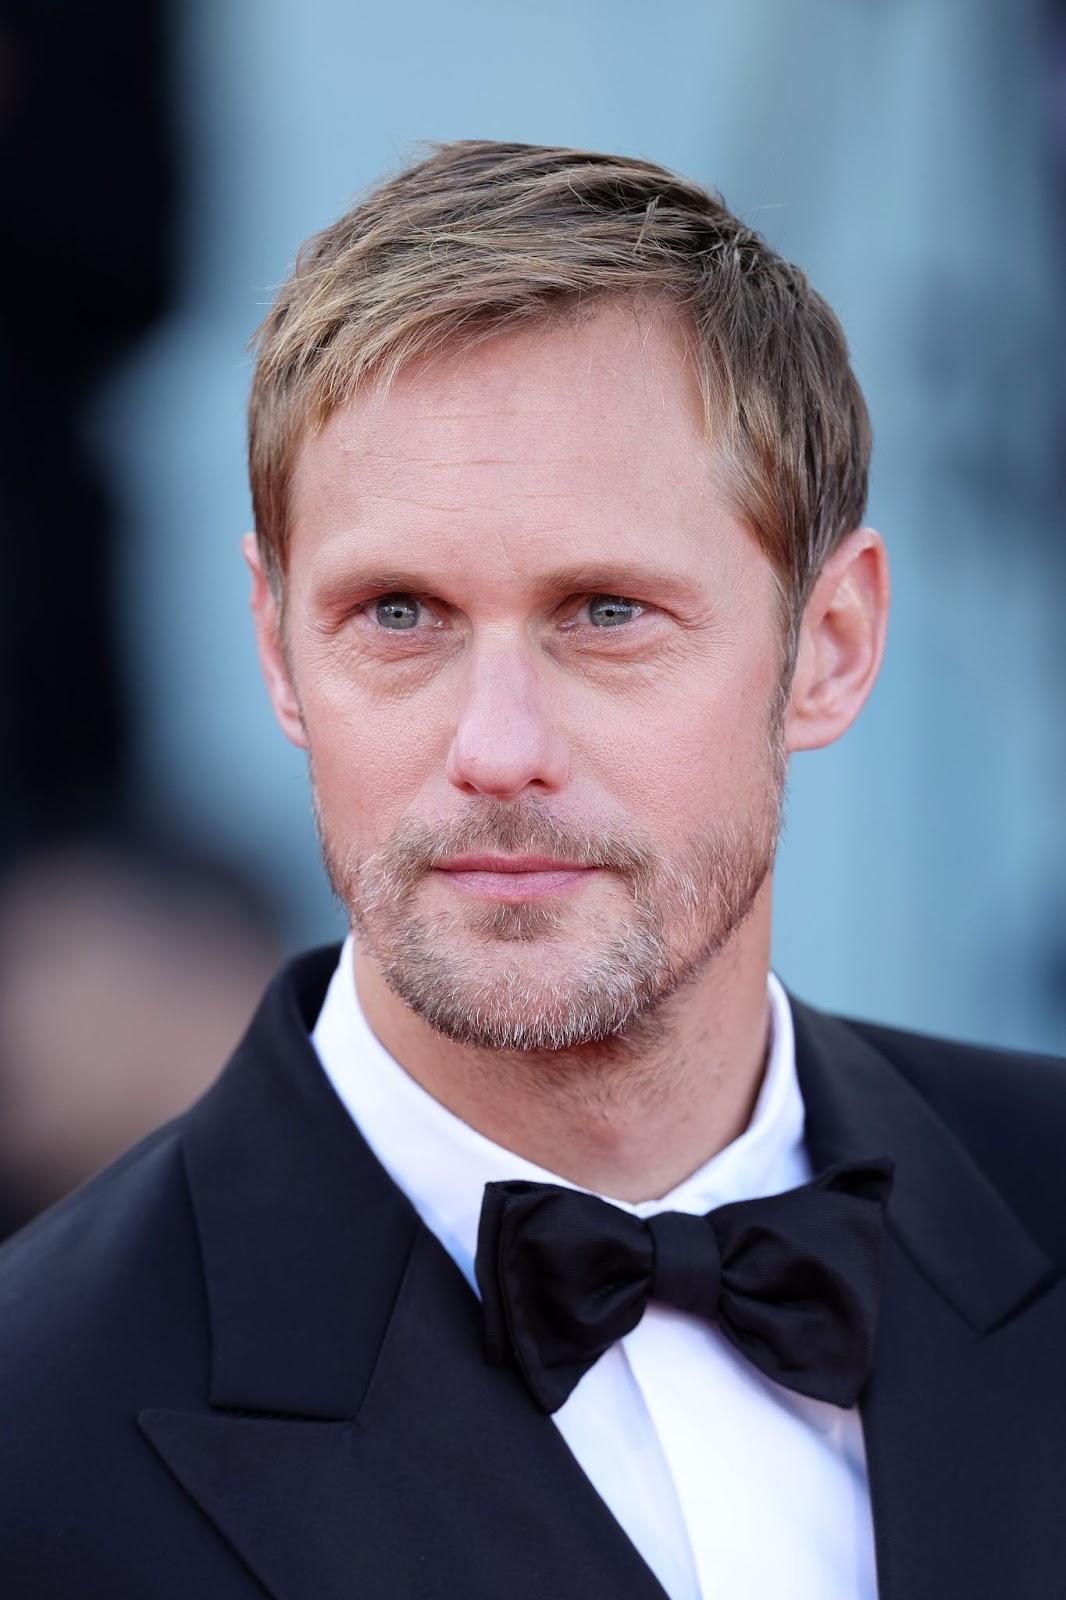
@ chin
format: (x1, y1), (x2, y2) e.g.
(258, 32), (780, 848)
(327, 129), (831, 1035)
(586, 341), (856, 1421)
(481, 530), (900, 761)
(367, 906), (683, 1052)
(381, 969), (647, 1053)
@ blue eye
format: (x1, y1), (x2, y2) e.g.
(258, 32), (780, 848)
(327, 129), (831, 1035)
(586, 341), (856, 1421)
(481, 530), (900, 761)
(588, 595), (640, 627)
(374, 594), (421, 629)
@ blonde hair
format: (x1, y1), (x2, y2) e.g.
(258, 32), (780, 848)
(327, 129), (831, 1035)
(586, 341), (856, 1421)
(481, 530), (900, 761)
(249, 140), (871, 653)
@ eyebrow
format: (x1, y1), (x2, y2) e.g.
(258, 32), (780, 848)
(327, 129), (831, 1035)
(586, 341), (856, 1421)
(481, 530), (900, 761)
(310, 559), (701, 610)
(536, 563), (701, 603)
(308, 570), (441, 610)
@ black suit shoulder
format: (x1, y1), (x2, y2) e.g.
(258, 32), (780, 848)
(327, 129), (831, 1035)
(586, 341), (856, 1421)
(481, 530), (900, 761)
(840, 1013), (1066, 1264)
(0, 1118), (201, 1375)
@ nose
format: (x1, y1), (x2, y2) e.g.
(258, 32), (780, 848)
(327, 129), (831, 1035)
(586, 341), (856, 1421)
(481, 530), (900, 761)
(445, 640), (569, 801)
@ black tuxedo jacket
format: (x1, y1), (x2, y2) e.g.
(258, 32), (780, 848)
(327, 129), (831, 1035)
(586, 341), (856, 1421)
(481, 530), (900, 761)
(1, 945), (1064, 1599)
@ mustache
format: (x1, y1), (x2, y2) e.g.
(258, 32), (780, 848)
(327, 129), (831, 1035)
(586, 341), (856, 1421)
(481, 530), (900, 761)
(354, 802), (661, 908)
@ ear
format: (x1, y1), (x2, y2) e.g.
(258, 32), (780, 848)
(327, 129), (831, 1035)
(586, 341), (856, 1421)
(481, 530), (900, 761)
(241, 532), (308, 749)
(785, 526), (890, 753)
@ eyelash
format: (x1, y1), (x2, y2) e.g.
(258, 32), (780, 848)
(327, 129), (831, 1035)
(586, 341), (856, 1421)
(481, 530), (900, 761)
(566, 596), (645, 628)
(347, 594), (437, 637)
(352, 592), (655, 643)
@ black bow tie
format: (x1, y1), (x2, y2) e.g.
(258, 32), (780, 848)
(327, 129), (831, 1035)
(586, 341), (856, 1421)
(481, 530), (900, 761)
(475, 1159), (893, 1414)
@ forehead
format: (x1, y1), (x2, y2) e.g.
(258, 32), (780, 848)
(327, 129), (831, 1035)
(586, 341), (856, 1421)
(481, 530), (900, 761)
(286, 304), (750, 597)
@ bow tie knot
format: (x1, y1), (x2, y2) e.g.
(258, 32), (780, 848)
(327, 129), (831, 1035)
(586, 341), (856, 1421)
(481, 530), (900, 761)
(648, 1211), (721, 1319)
(475, 1160), (893, 1415)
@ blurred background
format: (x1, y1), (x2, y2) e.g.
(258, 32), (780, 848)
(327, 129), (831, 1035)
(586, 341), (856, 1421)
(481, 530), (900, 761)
(0, 0), (1063, 1232)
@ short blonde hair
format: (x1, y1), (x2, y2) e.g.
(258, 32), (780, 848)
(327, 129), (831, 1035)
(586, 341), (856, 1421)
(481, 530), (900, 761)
(249, 141), (871, 651)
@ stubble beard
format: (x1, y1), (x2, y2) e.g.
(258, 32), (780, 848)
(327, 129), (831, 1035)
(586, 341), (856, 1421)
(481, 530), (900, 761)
(314, 727), (787, 1055)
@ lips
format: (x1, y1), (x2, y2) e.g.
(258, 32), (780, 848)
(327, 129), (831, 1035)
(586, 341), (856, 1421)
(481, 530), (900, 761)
(435, 854), (589, 874)
(432, 855), (595, 902)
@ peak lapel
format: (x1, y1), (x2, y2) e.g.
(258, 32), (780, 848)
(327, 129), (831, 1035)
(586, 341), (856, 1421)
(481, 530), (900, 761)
(793, 1000), (1065, 1598)
(142, 949), (668, 1600)
(146, 1229), (669, 1600)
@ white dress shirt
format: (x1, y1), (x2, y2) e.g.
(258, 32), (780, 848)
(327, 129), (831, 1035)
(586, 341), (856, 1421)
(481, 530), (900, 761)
(312, 937), (877, 1600)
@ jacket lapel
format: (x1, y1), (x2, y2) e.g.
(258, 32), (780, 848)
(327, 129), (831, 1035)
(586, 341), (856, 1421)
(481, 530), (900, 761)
(793, 1001), (1063, 1599)
(141, 948), (668, 1600)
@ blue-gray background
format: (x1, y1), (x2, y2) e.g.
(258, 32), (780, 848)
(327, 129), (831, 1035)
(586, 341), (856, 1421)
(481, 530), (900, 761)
(7, 0), (1066, 1058)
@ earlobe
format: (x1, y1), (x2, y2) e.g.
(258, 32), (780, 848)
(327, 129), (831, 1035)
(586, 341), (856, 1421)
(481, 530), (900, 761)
(784, 527), (890, 753)
(241, 532), (308, 750)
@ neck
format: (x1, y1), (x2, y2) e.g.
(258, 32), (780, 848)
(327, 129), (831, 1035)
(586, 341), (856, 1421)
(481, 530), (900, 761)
(352, 885), (774, 1204)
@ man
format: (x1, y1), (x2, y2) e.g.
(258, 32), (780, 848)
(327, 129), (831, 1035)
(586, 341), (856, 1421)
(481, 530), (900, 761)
(1, 141), (1063, 1599)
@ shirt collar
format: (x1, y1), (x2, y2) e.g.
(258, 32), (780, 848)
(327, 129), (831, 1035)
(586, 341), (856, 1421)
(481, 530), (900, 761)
(312, 935), (809, 1292)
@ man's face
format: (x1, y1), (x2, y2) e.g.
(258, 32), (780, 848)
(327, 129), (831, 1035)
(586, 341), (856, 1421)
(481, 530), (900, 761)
(278, 305), (788, 1050)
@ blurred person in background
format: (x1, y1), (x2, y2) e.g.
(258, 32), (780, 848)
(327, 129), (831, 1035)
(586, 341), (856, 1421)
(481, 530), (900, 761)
(0, 0), (283, 1247)
(0, 838), (281, 1236)
(0, 141), (1064, 1600)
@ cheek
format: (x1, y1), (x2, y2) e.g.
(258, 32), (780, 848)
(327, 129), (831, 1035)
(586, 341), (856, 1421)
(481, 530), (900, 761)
(299, 668), (454, 841)
(572, 659), (781, 837)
